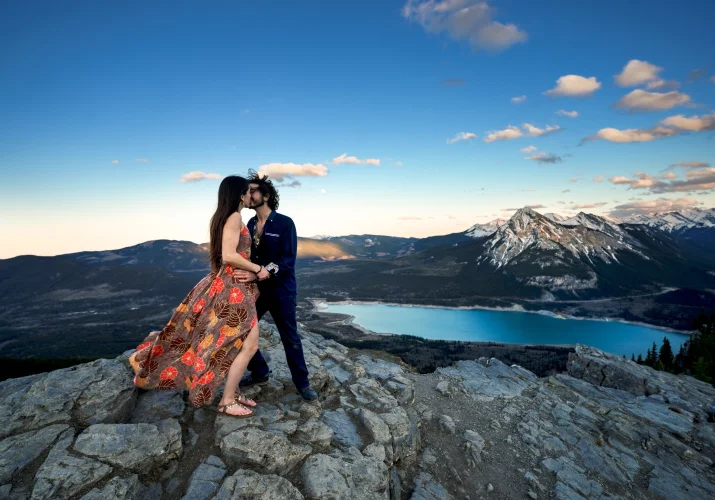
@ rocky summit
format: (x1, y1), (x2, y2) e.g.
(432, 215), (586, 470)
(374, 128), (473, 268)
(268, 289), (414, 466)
(1, 323), (714, 500)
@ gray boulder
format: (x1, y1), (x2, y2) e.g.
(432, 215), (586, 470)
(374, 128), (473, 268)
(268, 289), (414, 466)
(220, 427), (311, 474)
(73, 419), (182, 471)
(215, 469), (304, 499)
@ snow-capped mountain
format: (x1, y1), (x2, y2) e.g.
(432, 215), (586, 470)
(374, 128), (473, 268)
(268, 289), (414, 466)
(465, 218), (507, 238)
(543, 213), (567, 222)
(477, 207), (646, 269)
(620, 208), (715, 233)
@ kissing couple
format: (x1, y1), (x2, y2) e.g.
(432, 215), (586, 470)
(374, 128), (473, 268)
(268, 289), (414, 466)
(129, 170), (318, 417)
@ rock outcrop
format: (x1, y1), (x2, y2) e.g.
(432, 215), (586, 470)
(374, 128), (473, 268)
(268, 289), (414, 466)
(1, 323), (714, 499)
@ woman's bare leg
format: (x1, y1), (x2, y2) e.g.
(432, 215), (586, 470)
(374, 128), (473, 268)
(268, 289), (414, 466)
(219, 325), (259, 415)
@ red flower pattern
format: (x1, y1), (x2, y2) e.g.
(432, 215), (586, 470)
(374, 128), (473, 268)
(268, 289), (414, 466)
(181, 350), (196, 366)
(198, 371), (215, 385)
(239, 252), (248, 259)
(136, 342), (151, 351)
(216, 333), (226, 347)
(225, 264), (233, 274)
(229, 288), (244, 304)
(250, 315), (257, 329)
(209, 276), (225, 297)
(151, 345), (164, 358)
(193, 357), (206, 372)
(160, 366), (178, 380)
(193, 298), (206, 314)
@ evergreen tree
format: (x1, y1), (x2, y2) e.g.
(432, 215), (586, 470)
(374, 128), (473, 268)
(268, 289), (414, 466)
(631, 353), (635, 362)
(659, 337), (674, 371)
(636, 353), (643, 364)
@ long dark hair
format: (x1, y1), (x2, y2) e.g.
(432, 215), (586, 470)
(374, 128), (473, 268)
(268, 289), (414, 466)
(209, 176), (248, 273)
(247, 169), (280, 210)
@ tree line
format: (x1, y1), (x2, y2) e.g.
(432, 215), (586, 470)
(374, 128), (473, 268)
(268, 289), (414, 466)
(631, 309), (714, 385)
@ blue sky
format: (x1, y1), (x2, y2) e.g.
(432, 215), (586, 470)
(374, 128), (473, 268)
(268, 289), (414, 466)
(1, 0), (714, 257)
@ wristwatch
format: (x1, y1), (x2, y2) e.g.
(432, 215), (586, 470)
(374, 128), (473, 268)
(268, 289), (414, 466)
(265, 263), (279, 277)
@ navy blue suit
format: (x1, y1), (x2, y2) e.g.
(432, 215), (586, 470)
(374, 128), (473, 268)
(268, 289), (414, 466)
(246, 211), (310, 390)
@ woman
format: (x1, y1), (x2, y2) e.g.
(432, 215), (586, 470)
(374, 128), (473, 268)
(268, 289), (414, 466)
(129, 175), (270, 417)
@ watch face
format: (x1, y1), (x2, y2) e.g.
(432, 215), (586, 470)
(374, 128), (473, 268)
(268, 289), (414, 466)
(266, 263), (279, 274)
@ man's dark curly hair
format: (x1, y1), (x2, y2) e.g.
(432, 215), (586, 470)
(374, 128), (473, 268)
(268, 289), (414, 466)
(247, 169), (280, 210)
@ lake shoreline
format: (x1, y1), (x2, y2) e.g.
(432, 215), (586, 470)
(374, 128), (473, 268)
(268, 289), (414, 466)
(308, 297), (695, 337)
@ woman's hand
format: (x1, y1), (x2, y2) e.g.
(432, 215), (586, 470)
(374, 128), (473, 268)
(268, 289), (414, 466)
(233, 270), (258, 282)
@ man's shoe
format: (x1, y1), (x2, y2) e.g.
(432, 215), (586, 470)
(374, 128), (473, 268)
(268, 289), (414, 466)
(239, 371), (271, 388)
(299, 386), (319, 402)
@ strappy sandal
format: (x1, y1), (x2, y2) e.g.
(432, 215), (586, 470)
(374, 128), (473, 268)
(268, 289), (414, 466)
(234, 392), (257, 408)
(216, 401), (253, 418)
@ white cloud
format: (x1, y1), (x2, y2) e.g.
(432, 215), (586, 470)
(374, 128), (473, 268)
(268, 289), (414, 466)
(555, 109), (578, 118)
(614, 89), (691, 111)
(447, 132), (478, 144)
(111, 160), (119, 164)
(511, 95), (526, 104)
(520, 145), (537, 153)
(614, 59), (663, 87)
(321, 189), (327, 194)
(583, 126), (678, 144)
(484, 125), (523, 142)
(660, 112), (715, 132)
(484, 123), (559, 143)
(257, 162), (329, 181)
(609, 169), (715, 194)
(180, 171), (222, 183)
(609, 197), (700, 218)
(544, 75), (601, 97)
(395, 161), (404, 167)
(593, 175), (604, 182)
(523, 123), (561, 137)
(662, 172), (677, 179)
(331, 153), (380, 166)
(401, 0), (527, 51)
(569, 177), (580, 182)
(135, 158), (149, 163)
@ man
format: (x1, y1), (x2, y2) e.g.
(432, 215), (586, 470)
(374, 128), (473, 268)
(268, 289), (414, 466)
(233, 170), (318, 402)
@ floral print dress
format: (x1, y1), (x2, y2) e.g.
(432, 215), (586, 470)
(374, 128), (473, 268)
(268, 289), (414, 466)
(130, 225), (258, 407)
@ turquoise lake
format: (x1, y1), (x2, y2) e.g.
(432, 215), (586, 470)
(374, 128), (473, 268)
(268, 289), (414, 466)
(320, 302), (690, 358)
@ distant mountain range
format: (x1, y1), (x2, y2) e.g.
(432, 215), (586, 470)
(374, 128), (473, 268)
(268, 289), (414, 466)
(1, 206), (714, 358)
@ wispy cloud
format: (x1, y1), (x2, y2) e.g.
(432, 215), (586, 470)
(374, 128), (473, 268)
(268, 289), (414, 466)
(570, 202), (607, 209)
(502, 203), (546, 211)
(179, 171), (222, 183)
(555, 109), (578, 118)
(447, 132), (478, 144)
(609, 169), (715, 194)
(332, 153), (380, 166)
(440, 78), (467, 86)
(687, 68), (707, 82)
(398, 216), (423, 220)
(135, 158), (149, 163)
(258, 162), (329, 181)
(395, 161), (404, 167)
(668, 161), (711, 170)
(614, 89), (691, 111)
(511, 95), (526, 104)
(544, 75), (601, 97)
(111, 159), (119, 164)
(569, 177), (580, 182)
(609, 197), (700, 218)
(561, 189), (571, 193)
(520, 145), (537, 154)
(593, 175), (604, 182)
(662, 172), (677, 179)
(525, 152), (563, 164)
(401, 0), (528, 51)
(484, 123), (560, 143)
